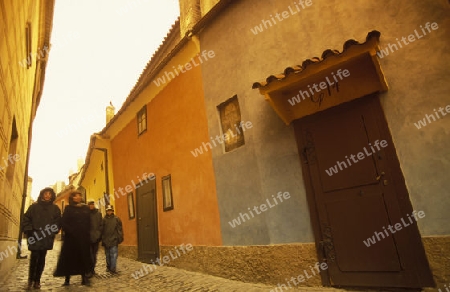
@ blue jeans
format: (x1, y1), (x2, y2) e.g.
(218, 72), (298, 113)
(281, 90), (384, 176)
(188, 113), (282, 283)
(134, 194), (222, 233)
(104, 245), (118, 271)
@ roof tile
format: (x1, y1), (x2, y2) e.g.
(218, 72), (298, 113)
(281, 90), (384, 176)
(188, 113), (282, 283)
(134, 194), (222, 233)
(252, 30), (381, 89)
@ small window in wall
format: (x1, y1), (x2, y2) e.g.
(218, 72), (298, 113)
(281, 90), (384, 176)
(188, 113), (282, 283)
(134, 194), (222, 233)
(162, 175), (174, 212)
(6, 118), (19, 183)
(137, 105), (147, 135)
(25, 22), (32, 69)
(127, 193), (135, 219)
(217, 95), (245, 152)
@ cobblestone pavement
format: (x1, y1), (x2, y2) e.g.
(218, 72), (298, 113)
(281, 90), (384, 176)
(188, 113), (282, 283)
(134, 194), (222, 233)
(0, 241), (425, 292)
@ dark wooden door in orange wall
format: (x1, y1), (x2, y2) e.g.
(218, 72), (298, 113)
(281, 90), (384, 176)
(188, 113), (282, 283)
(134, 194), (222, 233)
(294, 95), (434, 288)
(136, 177), (159, 263)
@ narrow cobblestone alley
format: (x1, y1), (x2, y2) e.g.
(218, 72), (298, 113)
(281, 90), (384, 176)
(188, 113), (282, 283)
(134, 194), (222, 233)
(0, 241), (397, 292)
(1, 1), (447, 292)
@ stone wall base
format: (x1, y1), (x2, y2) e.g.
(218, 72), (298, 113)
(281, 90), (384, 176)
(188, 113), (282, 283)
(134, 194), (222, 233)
(119, 236), (450, 288)
(422, 236), (450, 286)
(118, 245), (138, 261)
(160, 243), (322, 287)
(0, 239), (19, 283)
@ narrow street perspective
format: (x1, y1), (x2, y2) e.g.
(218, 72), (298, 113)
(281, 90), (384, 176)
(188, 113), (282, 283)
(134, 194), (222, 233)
(0, 0), (448, 291)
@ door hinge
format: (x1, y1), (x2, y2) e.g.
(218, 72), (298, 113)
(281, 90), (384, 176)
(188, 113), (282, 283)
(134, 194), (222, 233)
(321, 224), (336, 263)
(302, 147), (309, 164)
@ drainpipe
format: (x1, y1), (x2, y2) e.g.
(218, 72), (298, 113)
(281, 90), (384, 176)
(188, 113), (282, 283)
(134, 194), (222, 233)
(16, 129), (31, 259)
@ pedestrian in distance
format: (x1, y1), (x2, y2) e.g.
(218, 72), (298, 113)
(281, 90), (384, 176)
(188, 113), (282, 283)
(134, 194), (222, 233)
(53, 190), (92, 286)
(102, 205), (123, 273)
(86, 200), (102, 278)
(22, 187), (61, 290)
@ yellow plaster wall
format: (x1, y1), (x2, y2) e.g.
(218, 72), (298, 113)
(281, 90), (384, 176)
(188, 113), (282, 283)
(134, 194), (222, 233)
(81, 138), (115, 214)
(0, 0), (54, 275)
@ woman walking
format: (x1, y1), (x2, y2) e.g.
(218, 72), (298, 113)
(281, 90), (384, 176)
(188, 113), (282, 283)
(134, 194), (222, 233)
(22, 187), (61, 290)
(53, 190), (92, 286)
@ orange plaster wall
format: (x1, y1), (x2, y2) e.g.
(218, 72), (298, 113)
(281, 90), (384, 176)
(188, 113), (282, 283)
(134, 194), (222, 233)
(110, 65), (222, 247)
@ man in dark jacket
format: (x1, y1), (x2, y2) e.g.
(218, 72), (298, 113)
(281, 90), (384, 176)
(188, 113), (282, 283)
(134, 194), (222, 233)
(101, 205), (123, 273)
(87, 200), (102, 277)
(22, 187), (61, 290)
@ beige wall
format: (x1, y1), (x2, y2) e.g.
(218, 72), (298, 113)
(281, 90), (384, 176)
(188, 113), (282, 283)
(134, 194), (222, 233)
(199, 0), (450, 245)
(194, 0), (450, 286)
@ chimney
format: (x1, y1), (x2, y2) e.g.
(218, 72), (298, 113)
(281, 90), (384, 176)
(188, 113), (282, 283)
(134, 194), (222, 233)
(179, 0), (201, 37)
(106, 101), (115, 124)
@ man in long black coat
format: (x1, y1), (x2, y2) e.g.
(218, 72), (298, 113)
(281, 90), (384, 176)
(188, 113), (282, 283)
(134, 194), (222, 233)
(22, 187), (61, 290)
(53, 190), (92, 286)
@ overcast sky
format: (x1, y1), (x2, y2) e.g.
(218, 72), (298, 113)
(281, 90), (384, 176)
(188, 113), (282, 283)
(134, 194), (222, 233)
(28, 0), (180, 199)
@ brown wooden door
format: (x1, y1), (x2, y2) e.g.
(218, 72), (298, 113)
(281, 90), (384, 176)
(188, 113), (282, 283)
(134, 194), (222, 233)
(294, 95), (434, 288)
(136, 177), (159, 263)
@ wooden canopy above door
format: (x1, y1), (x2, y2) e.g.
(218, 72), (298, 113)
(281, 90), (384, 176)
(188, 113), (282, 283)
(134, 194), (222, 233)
(252, 31), (388, 125)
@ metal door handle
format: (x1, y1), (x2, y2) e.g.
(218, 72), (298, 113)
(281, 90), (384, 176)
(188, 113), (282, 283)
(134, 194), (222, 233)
(376, 172), (385, 181)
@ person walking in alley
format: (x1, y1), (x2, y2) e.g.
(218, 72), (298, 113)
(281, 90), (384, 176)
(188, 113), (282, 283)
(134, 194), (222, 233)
(53, 190), (92, 286)
(87, 200), (102, 277)
(22, 187), (61, 290)
(102, 205), (123, 273)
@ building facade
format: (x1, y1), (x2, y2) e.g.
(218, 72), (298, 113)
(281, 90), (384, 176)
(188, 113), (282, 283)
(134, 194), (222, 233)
(192, 0), (449, 289)
(75, 0), (449, 289)
(0, 0), (55, 275)
(93, 18), (223, 261)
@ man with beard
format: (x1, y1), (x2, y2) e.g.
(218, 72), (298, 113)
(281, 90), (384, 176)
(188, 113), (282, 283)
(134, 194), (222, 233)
(53, 190), (92, 286)
(22, 187), (61, 290)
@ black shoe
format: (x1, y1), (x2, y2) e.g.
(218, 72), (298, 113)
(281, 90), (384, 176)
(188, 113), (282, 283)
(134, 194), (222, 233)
(26, 281), (33, 290)
(62, 276), (70, 286)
